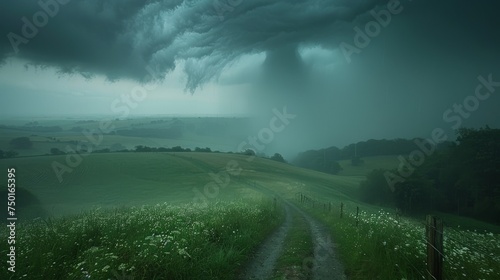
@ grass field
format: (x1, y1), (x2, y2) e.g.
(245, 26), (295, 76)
(296, 199), (500, 280)
(0, 199), (283, 280)
(0, 152), (368, 217)
(0, 151), (499, 279)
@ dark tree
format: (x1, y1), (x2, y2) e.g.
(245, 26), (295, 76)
(242, 149), (255, 156)
(292, 147), (342, 174)
(270, 153), (286, 163)
(50, 148), (65, 155)
(358, 169), (394, 206)
(4, 150), (18, 158)
(171, 146), (184, 152)
(0, 187), (47, 220)
(195, 147), (212, 153)
(393, 174), (433, 214)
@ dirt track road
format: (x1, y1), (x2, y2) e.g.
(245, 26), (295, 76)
(241, 199), (346, 280)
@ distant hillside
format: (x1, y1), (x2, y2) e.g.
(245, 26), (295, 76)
(0, 117), (253, 157)
(293, 138), (454, 175)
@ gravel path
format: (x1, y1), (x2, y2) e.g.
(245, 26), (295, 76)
(288, 201), (347, 280)
(241, 203), (292, 279)
(241, 198), (347, 280)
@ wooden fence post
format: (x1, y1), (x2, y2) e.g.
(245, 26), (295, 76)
(426, 215), (443, 280)
(340, 202), (344, 218)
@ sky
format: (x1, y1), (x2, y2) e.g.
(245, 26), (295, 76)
(1, 0), (500, 154)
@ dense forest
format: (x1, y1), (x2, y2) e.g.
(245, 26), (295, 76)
(359, 127), (500, 224)
(292, 138), (452, 174)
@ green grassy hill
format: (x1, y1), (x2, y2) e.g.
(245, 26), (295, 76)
(3, 152), (497, 231)
(1, 152), (499, 280)
(0, 152), (369, 217)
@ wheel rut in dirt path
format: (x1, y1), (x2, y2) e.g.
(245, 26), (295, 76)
(287, 201), (347, 280)
(241, 203), (293, 280)
(241, 198), (346, 280)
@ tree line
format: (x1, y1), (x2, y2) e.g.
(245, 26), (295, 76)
(49, 145), (288, 163)
(292, 138), (452, 175)
(359, 127), (500, 224)
(0, 150), (18, 159)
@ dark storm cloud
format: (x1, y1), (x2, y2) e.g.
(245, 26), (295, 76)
(1, 0), (500, 156)
(0, 0), (389, 91)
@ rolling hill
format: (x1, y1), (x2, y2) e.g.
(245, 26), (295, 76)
(0, 152), (388, 218)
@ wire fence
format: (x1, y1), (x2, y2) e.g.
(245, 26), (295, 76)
(294, 192), (500, 280)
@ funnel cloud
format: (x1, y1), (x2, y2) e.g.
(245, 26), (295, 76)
(1, 0), (500, 156)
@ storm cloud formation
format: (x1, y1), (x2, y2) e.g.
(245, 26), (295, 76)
(0, 0), (389, 91)
(1, 0), (500, 155)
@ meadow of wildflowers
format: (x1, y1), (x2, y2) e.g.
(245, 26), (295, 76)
(302, 202), (500, 280)
(0, 199), (283, 280)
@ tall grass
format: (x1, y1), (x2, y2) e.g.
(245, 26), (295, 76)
(298, 202), (500, 280)
(0, 199), (283, 280)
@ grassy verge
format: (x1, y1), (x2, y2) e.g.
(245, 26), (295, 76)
(295, 200), (500, 280)
(272, 211), (313, 280)
(0, 199), (284, 280)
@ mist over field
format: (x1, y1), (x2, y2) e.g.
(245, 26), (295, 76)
(1, 1), (500, 279)
(1, 0), (499, 156)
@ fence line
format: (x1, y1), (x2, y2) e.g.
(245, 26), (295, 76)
(295, 192), (498, 280)
(421, 221), (498, 263)
(398, 251), (428, 280)
(295, 191), (500, 279)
